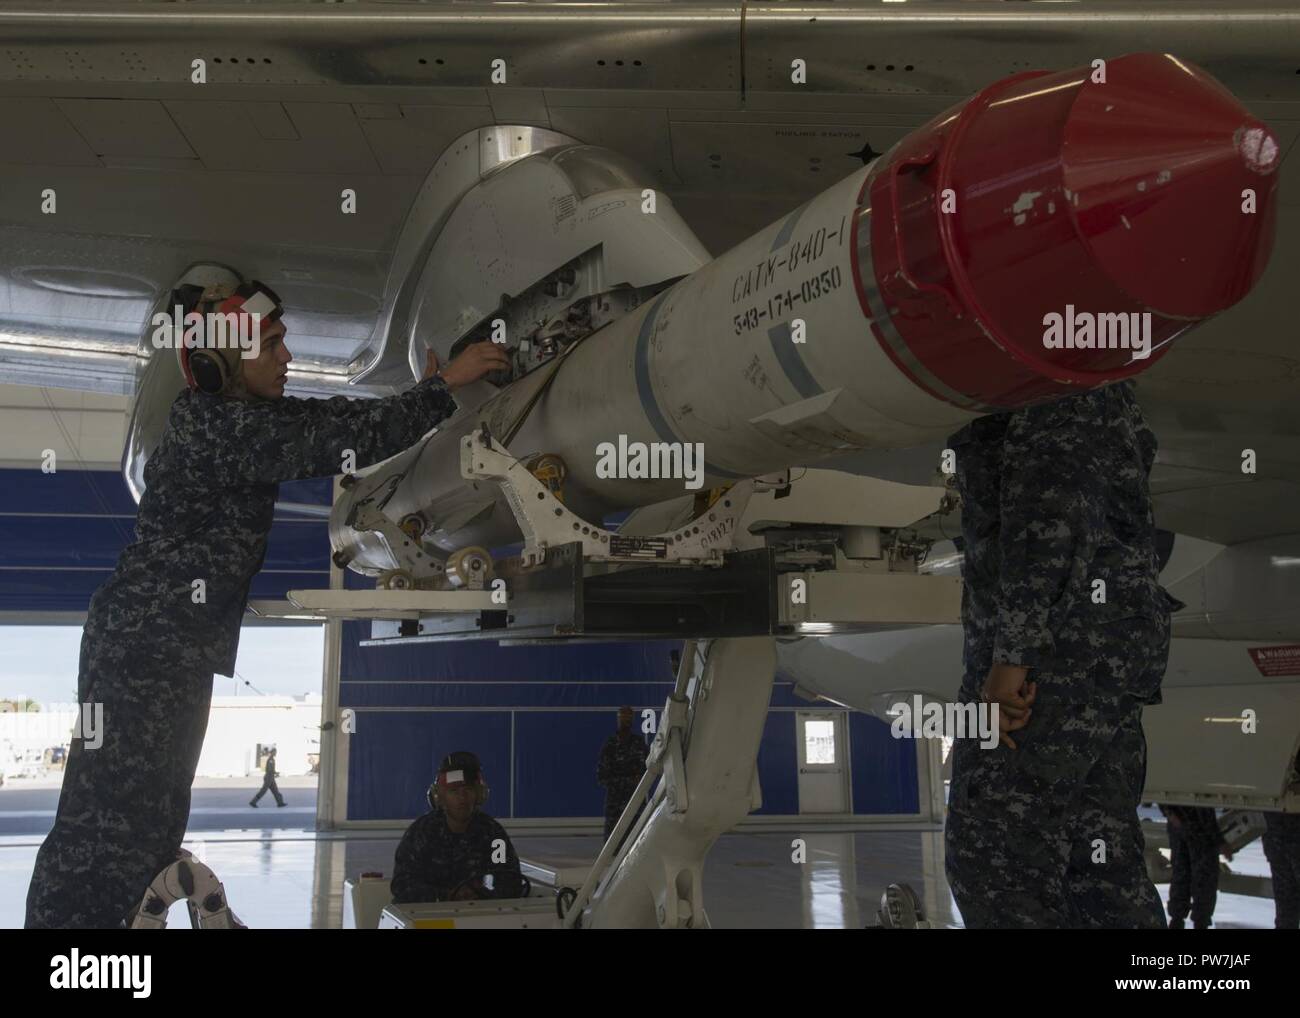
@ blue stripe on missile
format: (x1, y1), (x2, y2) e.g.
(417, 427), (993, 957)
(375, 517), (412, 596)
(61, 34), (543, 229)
(633, 290), (747, 481)
(774, 201), (809, 247)
(633, 291), (678, 444)
(767, 321), (822, 399)
(767, 202), (825, 400)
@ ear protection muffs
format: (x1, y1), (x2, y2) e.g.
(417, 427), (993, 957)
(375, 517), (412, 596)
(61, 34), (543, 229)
(176, 279), (285, 396)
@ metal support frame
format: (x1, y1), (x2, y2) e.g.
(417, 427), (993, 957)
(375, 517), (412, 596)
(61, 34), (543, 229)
(348, 498), (447, 580)
(251, 541), (959, 643)
(318, 475), (348, 830)
(460, 426), (762, 568)
(563, 636), (778, 929)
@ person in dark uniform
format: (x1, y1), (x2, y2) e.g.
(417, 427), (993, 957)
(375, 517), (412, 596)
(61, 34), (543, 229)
(249, 747), (285, 808)
(597, 706), (648, 841)
(1160, 804), (1228, 929)
(1263, 811), (1300, 929)
(25, 280), (508, 928)
(1262, 750), (1300, 929)
(944, 381), (1183, 929)
(390, 751), (523, 903)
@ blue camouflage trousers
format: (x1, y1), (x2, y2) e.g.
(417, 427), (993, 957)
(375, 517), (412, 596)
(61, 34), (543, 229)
(1167, 815), (1220, 927)
(1262, 811), (1300, 929)
(945, 616), (1169, 929)
(25, 636), (214, 929)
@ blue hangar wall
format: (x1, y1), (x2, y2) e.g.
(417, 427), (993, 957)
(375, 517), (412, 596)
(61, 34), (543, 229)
(339, 567), (919, 822)
(0, 468), (333, 611)
(0, 467), (918, 822)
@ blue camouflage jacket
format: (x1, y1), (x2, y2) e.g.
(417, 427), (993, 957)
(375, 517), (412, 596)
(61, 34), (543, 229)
(390, 809), (523, 903)
(83, 377), (458, 676)
(598, 730), (648, 799)
(947, 380), (1179, 676)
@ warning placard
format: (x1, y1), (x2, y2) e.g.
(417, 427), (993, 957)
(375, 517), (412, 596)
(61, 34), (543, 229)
(1247, 645), (1300, 677)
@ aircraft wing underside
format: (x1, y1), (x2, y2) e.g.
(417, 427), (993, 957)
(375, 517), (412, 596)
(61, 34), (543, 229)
(1, 1), (1297, 544)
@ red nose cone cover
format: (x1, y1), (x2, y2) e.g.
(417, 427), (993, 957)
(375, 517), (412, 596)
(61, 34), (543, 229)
(1064, 53), (1280, 318)
(858, 52), (1280, 411)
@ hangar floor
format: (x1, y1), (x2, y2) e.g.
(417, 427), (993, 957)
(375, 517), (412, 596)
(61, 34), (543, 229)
(0, 826), (1280, 929)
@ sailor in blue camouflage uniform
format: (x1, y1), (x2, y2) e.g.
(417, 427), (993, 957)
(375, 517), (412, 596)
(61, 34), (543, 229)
(25, 280), (508, 928)
(1159, 804), (1227, 929)
(249, 746), (286, 808)
(944, 380), (1183, 929)
(390, 751), (523, 903)
(1262, 750), (1300, 929)
(597, 706), (648, 841)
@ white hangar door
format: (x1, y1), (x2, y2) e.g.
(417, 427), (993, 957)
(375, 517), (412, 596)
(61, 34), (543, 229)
(796, 711), (848, 814)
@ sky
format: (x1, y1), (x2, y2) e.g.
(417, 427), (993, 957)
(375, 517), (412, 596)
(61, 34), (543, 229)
(0, 624), (325, 706)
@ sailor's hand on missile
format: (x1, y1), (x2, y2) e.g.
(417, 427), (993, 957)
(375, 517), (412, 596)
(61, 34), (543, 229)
(980, 664), (1035, 750)
(427, 341), (512, 392)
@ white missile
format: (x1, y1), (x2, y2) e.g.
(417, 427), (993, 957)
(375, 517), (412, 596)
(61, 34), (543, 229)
(331, 53), (1279, 575)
